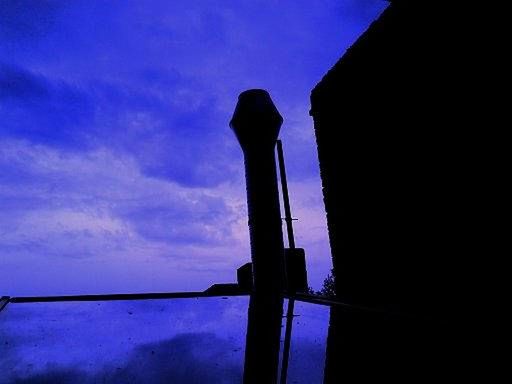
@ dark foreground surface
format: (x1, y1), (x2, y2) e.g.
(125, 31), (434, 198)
(0, 295), (329, 384)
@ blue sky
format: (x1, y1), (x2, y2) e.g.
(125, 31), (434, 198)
(0, 0), (387, 296)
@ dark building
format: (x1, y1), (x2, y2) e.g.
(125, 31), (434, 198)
(310, 1), (489, 380)
(311, 0), (482, 320)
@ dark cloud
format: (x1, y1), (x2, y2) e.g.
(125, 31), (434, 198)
(0, 61), (237, 187)
(118, 197), (236, 246)
(0, 63), (49, 100)
(1, 0), (388, 188)
(0, 63), (94, 148)
(0, 0), (63, 40)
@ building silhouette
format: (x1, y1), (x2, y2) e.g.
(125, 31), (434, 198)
(311, 1), (486, 381)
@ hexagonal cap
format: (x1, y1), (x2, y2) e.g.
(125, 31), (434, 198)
(230, 89), (283, 152)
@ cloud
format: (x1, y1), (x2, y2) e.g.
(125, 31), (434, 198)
(0, 61), (237, 187)
(0, 139), (249, 294)
(0, 0), (388, 294)
(1, 0), (389, 188)
(0, 63), (49, 100)
(0, 0), (63, 41)
(119, 198), (235, 246)
(0, 63), (94, 149)
(0, 139), (241, 251)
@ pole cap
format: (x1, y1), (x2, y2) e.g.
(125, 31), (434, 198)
(230, 89), (283, 151)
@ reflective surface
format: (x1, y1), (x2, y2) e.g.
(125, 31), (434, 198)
(0, 297), (248, 383)
(0, 296), (333, 383)
(280, 300), (329, 384)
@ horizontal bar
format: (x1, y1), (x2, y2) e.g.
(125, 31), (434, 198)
(285, 292), (380, 311)
(0, 296), (9, 312)
(285, 293), (424, 320)
(4, 292), (430, 322)
(10, 291), (249, 304)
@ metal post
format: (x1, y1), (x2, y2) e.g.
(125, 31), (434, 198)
(277, 140), (296, 250)
(0, 296), (9, 313)
(277, 140), (296, 384)
(231, 89), (285, 384)
(230, 89), (285, 296)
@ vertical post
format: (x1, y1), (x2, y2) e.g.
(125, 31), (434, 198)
(0, 296), (9, 313)
(230, 89), (285, 384)
(277, 140), (295, 250)
(230, 89), (285, 297)
(277, 139), (295, 384)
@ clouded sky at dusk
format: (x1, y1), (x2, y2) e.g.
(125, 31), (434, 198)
(1, 0), (387, 296)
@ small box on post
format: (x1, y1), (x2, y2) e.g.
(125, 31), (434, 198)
(237, 262), (253, 292)
(284, 248), (308, 293)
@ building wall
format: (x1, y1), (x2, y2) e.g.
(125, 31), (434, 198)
(310, 1), (479, 318)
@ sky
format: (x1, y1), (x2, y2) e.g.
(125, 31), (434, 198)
(0, 0), (387, 296)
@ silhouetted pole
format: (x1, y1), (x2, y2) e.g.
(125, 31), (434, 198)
(231, 89), (285, 296)
(277, 139), (296, 384)
(231, 89), (285, 384)
(277, 140), (296, 249)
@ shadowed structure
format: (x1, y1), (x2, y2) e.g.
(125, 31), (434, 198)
(231, 89), (285, 384)
(310, 1), (484, 381)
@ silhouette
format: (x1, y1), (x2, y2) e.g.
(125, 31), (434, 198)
(0, 296), (8, 313)
(276, 139), (307, 384)
(1, 2), (486, 382)
(311, 1), (480, 381)
(230, 89), (286, 384)
(317, 268), (335, 298)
